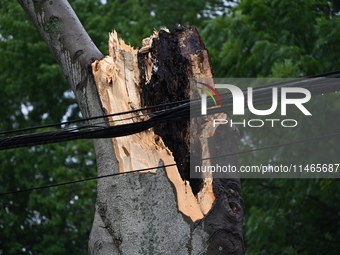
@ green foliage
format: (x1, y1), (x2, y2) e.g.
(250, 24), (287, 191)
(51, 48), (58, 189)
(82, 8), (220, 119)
(243, 178), (340, 254)
(68, 0), (231, 53)
(0, 142), (96, 255)
(202, 0), (340, 77)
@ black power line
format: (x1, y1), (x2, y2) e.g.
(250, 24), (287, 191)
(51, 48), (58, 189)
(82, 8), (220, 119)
(1, 131), (339, 196)
(1, 74), (340, 151)
(0, 99), (191, 136)
(2, 72), (340, 137)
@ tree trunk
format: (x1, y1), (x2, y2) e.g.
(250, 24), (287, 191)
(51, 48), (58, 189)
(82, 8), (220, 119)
(18, 1), (244, 254)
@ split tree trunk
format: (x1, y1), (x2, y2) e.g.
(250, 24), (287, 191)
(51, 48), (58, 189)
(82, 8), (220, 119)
(89, 26), (244, 254)
(18, 1), (244, 254)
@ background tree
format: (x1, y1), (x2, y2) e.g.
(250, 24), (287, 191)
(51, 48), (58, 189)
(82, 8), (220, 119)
(1, 0), (339, 254)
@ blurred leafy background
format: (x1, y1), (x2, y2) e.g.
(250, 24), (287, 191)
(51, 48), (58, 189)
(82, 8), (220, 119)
(0, 0), (339, 254)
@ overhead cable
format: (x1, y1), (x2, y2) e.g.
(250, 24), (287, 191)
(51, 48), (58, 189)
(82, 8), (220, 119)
(2, 70), (340, 137)
(0, 75), (340, 150)
(1, 131), (339, 196)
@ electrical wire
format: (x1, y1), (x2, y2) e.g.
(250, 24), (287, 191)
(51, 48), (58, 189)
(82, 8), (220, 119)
(0, 99), (191, 136)
(0, 131), (339, 196)
(1, 70), (340, 136)
(0, 73), (340, 150)
(0, 75), (340, 150)
(0, 165), (177, 196)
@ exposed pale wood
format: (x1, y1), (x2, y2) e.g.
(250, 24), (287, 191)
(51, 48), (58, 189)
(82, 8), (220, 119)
(92, 31), (207, 221)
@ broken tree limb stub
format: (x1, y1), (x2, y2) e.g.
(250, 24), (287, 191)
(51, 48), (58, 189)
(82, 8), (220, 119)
(91, 25), (244, 254)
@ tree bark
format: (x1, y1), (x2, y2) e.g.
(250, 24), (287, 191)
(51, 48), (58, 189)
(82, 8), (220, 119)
(17, 0), (120, 252)
(18, 1), (244, 254)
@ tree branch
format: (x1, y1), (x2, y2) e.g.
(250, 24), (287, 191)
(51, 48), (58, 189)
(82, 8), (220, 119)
(18, 1), (120, 252)
(18, 0), (104, 119)
(17, 0), (117, 170)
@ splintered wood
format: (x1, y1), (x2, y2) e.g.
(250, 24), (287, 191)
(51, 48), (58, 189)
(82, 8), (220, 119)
(91, 28), (223, 221)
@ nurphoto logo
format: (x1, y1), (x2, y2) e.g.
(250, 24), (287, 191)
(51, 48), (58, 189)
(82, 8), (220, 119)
(189, 78), (329, 179)
(196, 79), (312, 128)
